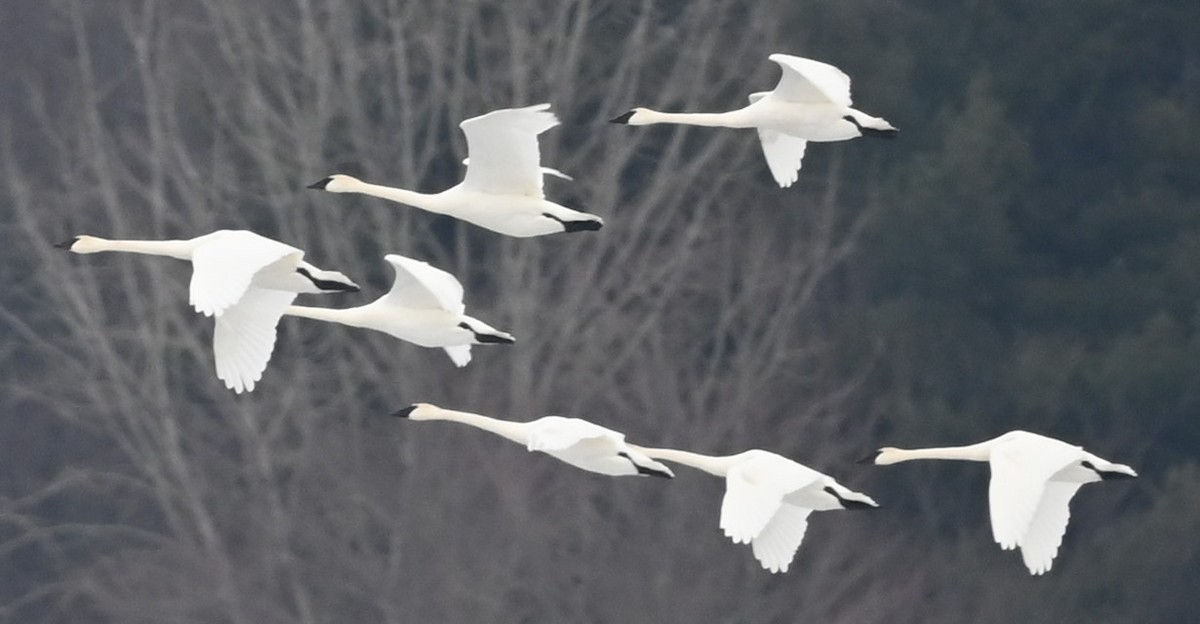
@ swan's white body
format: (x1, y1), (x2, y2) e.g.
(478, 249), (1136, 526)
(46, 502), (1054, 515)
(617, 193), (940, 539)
(633, 446), (877, 573)
(863, 430), (1137, 575)
(58, 230), (359, 393)
(610, 54), (897, 187)
(394, 404), (673, 478)
(309, 104), (603, 237)
(284, 255), (513, 366)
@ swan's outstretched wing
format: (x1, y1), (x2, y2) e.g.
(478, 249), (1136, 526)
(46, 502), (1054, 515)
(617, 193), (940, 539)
(751, 503), (813, 573)
(190, 232), (300, 317)
(721, 452), (824, 545)
(749, 92), (808, 187)
(767, 54), (852, 107)
(525, 417), (612, 453)
(1019, 481), (1084, 575)
(212, 287), (297, 393)
(988, 439), (1079, 551)
(380, 254), (465, 314)
(459, 104), (559, 198)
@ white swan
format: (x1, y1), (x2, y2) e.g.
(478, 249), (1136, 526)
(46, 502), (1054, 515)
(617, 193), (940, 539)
(284, 254), (513, 366)
(610, 54), (897, 187)
(392, 403), (673, 478)
(860, 430), (1137, 575)
(631, 446), (878, 573)
(308, 104), (603, 237)
(56, 230), (359, 393)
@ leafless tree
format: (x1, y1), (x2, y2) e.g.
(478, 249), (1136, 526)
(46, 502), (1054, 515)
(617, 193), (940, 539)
(0, 1), (921, 622)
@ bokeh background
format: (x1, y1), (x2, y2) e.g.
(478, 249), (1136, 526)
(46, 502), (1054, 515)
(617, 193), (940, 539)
(2, 1), (1198, 622)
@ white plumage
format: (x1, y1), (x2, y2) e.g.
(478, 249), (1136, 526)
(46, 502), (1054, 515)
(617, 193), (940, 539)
(57, 230), (359, 393)
(863, 430), (1137, 574)
(308, 104), (603, 237)
(610, 54), (896, 187)
(632, 446), (878, 573)
(284, 254), (513, 367)
(393, 404), (673, 478)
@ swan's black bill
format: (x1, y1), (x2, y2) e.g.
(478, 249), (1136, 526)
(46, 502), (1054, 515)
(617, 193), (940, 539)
(855, 450), (881, 464)
(306, 177), (333, 190)
(54, 237), (79, 250)
(391, 405), (417, 419)
(1099, 471), (1137, 481)
(608, 111), (635, 124)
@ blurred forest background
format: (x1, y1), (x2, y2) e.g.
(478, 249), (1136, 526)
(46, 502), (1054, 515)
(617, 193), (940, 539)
(2, 0), (1198, 622)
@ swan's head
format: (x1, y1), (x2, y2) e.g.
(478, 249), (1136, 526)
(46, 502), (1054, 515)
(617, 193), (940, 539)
(391, 403), (440, 420)
(54, 235), (106, 254)
(307, 174), (362, 192)
(608, 108), (656, 125)
(295, 265), (360, 294)
(857, 447), (904, 465)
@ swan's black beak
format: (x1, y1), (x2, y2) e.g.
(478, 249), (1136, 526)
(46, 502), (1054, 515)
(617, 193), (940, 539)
(54, 237), (78, 250)
(306, 177), (332, 190)
(855, 450), (880, 465)
(608, 111), (635, 124)
(391, 405), (417, 419)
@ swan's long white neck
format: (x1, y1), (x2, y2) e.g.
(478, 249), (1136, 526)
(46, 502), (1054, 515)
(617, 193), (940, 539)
(417, 408), (529, 445)
(347, 180), (449, 215)
(74, 237), (197, 260)
(636, 108), (758, 129)
(876, 442), (993, 465)
(284, 305), (371, 329)
(630, 446), (741, 476)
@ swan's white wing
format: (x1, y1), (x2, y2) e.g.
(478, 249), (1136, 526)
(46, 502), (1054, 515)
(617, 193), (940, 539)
(720, 462), (787, 544)
(459, 103), (558, 198)
(767, 54), (852, 107)
(190, 232), (300, 317)
(442, 344), (472, 367)
(750, 504), (813, 573)
(380, 254), (465, 314)
(749, 92), (808, 188)
(1019, 481), (1084, 575)
(988, 441), (1079, 550)
(525, 417), (612, 453)
(212, 287), (297, 393)
(463, 158), (573, 181)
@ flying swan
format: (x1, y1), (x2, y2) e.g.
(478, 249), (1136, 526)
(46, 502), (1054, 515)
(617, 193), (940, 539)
(859, 430), (1137, 575)
(610, 54), (897, 188)
(308, 104), (603, 237)
(392, 403), (673, 478)
(56, 230), (359, 393)
(284, 255), (513, 367)
(631, 446), (878, 573)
